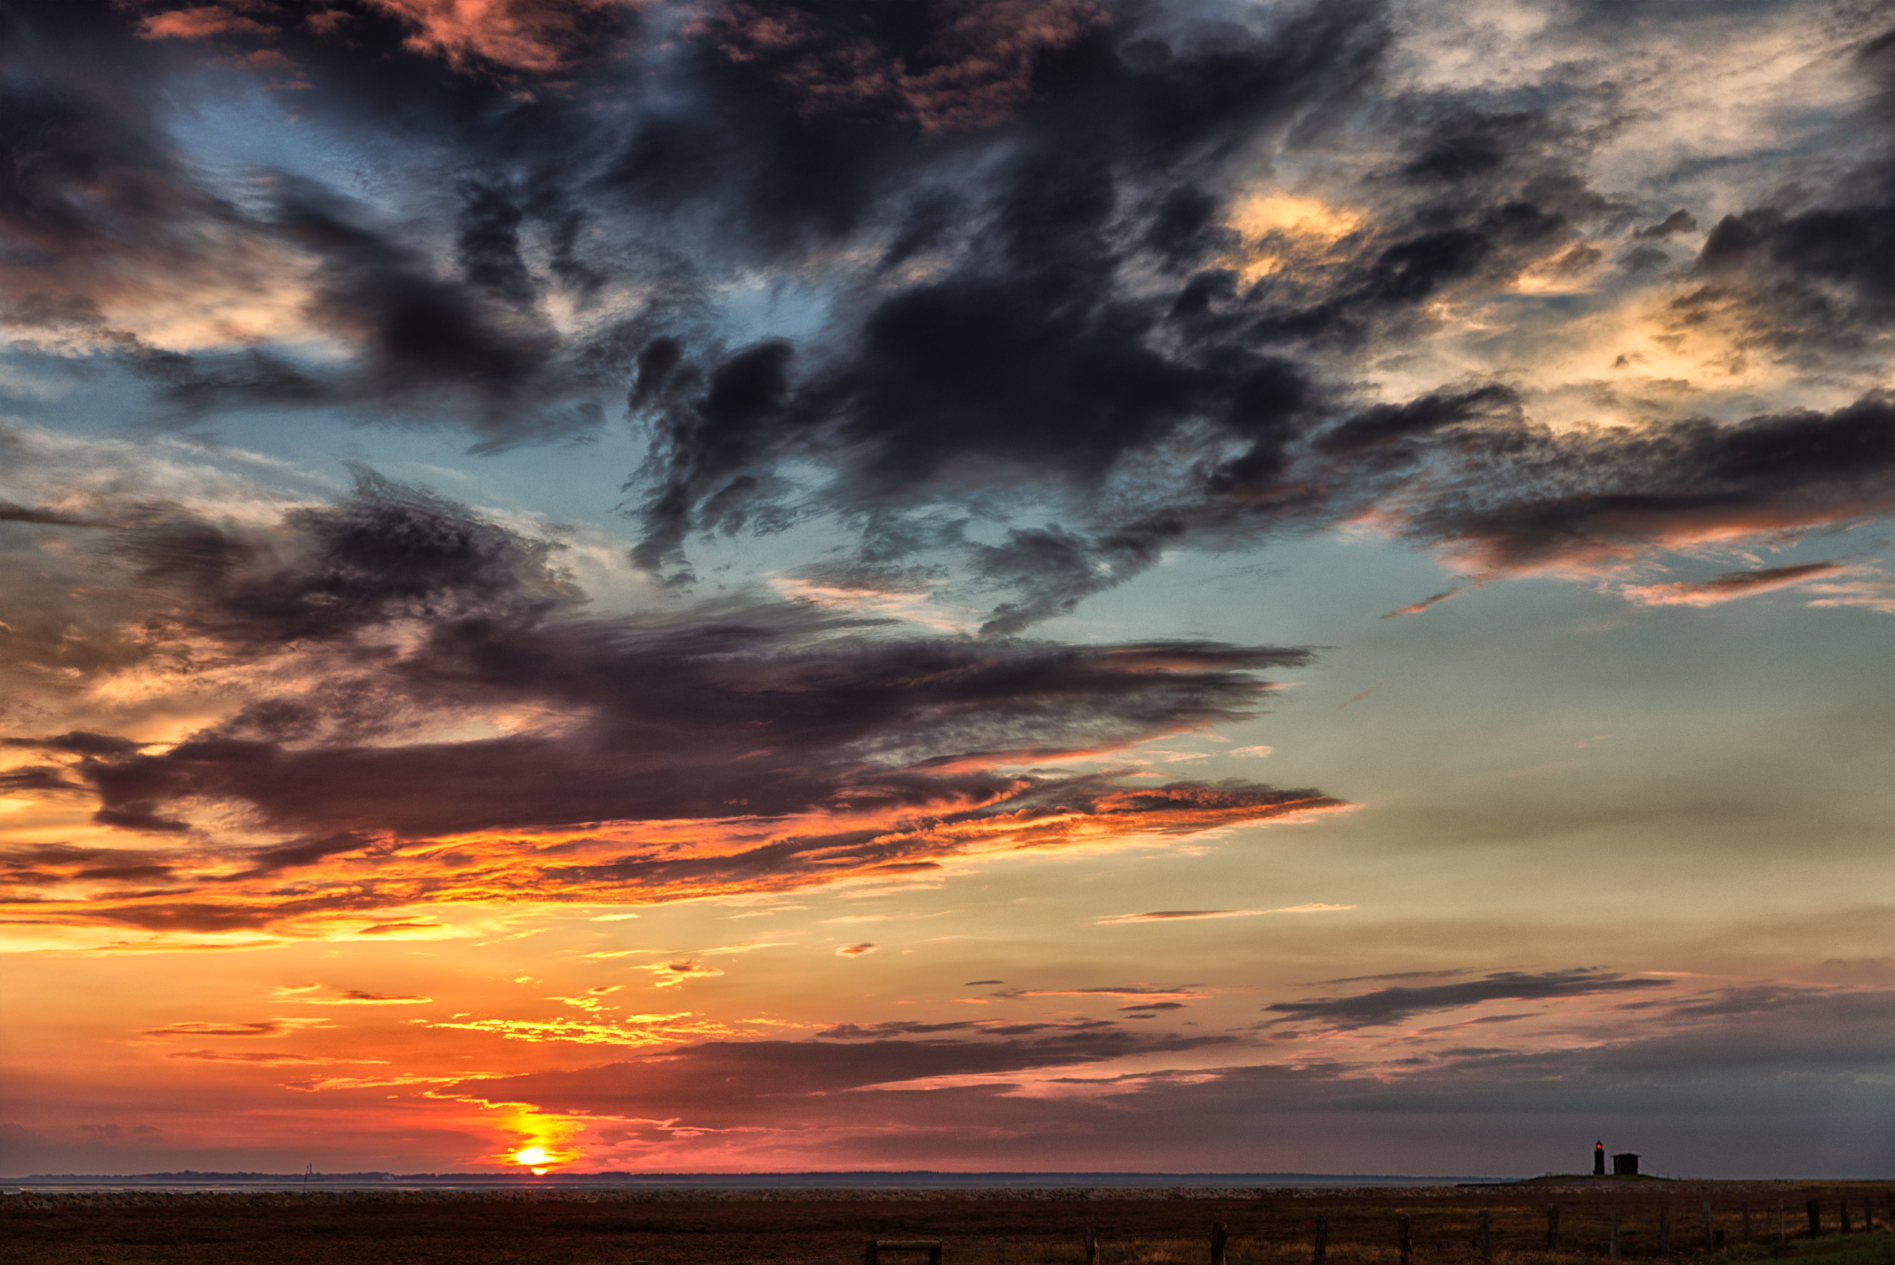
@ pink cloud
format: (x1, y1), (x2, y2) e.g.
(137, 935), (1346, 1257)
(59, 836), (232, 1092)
(357, 0), (627, 74)
(137, 6), (276, 39)
(1622, 561), (1845, 607)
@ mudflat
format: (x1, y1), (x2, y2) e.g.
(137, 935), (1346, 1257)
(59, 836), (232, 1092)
(3, 1182), (1890, 1265)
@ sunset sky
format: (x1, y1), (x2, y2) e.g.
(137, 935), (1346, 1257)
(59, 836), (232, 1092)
(3, 0), (1893, 1180)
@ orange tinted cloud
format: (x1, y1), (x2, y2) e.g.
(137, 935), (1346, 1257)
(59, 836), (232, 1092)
(358, 0), (626, 73)
(420, 1009), (735, 1046)
(137, 6), (277, 39)
(140, 1019), (332, 1037)
(2, 776), (1344, 941)
(1623, 561), (1845, 607)
(0, 480), (1342, 948)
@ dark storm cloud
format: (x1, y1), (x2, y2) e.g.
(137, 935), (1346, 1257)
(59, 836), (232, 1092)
(0, 501), (117, 528)
(1634, 210), (1698, 240)
(2, 732), (145, 758)
(0, 0), (648, 443)
(0, 36), (204, 270)
(1668, 34), (1895, 359)
(1401, 394), (1895, 571)
(0, 766), (89, 794)
(1312, 385), (1520, 458)
(0, 843), (179, 889)
(0, 477), (1341, 925)
(612, 67), (1648, 614)
(614, 0), (1398, 591)
(13, 0), (1895, 631)
(1264, 969), (1670, 1029)
(114, 469), (575, 648)
(271, 180), (566, 432)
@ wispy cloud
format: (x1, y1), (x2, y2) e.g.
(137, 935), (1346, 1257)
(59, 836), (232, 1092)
(1098, 904), (1354, 925)
(274, 987), (432, 1006)
(1623, 562), (1845, 607)
(1382, 587), (1467, 618)
(992, 985), (1209, 1001)
(165, 1050), (387, 1067)
(1264, 969), (1673, 1029)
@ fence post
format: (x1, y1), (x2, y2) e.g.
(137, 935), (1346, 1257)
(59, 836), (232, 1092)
(1659, 1205), (1671, 1259)
(1842, 1199), (1853, 1235)
(1212, 1222), (1228, 1265)
(1313, 1217), (1328, 1265)
(1807, 1201), (1821, 1237)
(930, 1248), (942, 1265)
(1478, 1211), (1493, 1263)
(1086, 1226), (1100, 1265)
(1704, 1202), (1714, 1251)
(1548, 1205), (1561, 1251)
(1741, 1202), (1750, 1245)
(1610, 1206), (1620, 1259)
(1399, 1213), (1413, 1265)
(866, 1242), (879, 1265)
(1778, 1204), (1785, 1246)
(1863, 1198), (1873, 1232)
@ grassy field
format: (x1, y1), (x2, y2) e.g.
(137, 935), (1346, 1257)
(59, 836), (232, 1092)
(3, 1184), (1891, 1265)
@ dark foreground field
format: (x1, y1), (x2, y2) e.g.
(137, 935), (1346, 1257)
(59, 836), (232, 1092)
(4, 1183), (1892, 1265)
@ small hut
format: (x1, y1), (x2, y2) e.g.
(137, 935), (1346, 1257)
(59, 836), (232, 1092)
(1612, 1153), (1640, 1176)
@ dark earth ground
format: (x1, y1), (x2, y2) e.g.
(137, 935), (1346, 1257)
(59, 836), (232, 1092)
(3, 1182), (1892, 1265)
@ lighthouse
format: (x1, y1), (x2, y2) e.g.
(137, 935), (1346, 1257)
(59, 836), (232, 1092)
(1593, 1141), (1605, 1176)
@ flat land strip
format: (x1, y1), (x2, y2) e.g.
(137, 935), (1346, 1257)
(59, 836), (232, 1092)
(3, 1182), (1892, 1265)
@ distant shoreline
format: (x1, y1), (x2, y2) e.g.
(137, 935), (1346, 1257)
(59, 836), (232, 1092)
(2, 1175), (1849, 1200)
(1, 1171), (1491, 1194)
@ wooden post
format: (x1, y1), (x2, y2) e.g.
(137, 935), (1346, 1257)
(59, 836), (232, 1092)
(1478, 1210), (1493, 1263)
(866, 1240), (943, 1265)
(1659, 1205), (1671, 1259)
(1313, 1217), (1328, 1265)
(1703, 1202), (1714, 1251)
(1610, 1207), (1620, 1259)
(1778, 1204), (1786, 1246)
(1399, 1213), (1413, 1265)
(1741, 1202), (1751, 1245)
(1807, 1201), (1822, 1237)
(1841, 1200), (1853, 1235)
(1212, 1222), (1228, 1265)
(1086, 1226), (1100, 1265)
(1548, 1205), (1561, 1251)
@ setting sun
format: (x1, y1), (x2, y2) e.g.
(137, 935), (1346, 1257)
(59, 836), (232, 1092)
(512, 1147), (552, 1168)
